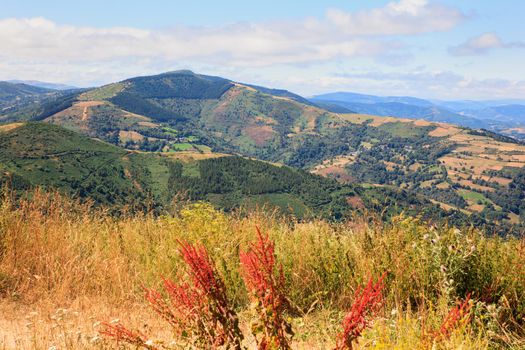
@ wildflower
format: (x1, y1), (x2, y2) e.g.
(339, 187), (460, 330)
(334, 273), (386, 350)
(240, 227), (293, 350)
(103, 240), (243, 350)
(100, 322), (155, 349)
(175, 240), (244, 348)
(431, 294), (472, 342)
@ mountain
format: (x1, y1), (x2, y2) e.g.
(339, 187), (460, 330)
(311, 91), (525, 139)
(7, 80), (78, 91)
(2, 71), (525, 233)
(312, 91), (434, 107)
(4, 70), (342, 159)
(0, 81), (53, 108)
(0, 81), (73, 122)
(431, 99), (525, 111)
(311, 92), (483, 127)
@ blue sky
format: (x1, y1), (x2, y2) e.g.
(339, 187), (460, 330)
(1, 0), (524, 99)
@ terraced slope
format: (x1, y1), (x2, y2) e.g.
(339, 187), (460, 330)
(313, 114), (525, 226)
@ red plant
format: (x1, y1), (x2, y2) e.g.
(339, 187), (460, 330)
(176, 240), (244, 349)
(143, 281), (205, 333)
(100, 322), (156, 349)
(433, 294), (472, 341)
(102, 241), (243, 349)
(334, 273), (386, 350)
(240, 227), (293, 350)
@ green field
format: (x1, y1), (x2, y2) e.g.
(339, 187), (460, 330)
(458, 189), (492, 204)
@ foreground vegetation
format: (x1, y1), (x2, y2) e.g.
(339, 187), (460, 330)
(0, 190), (524, 349)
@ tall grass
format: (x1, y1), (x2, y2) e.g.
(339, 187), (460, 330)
(0, 189), (524, 348)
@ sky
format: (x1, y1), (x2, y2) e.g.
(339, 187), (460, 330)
(1, 0), (525, 100)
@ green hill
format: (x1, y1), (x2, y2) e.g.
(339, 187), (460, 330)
(2, 71), (525, 232)
(17, 70), (339, 156)
(1, 122), (475, 225)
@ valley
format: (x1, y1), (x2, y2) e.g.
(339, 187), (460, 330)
(2, 2), (525, 348)
(1, 71), (525, 234)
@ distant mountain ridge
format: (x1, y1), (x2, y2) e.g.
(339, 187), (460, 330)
(0, 81), (66, 115)
(6, 80), (79, 91)
(311, 91), (525, 139)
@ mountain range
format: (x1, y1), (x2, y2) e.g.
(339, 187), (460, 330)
(311, 92), (525, 139)
(6, 80), (78, 91)
(1, 70), (525, 234)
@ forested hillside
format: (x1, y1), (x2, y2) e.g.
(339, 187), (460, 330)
(2, 71), (525, 232)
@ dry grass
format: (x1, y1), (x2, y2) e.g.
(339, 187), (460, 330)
(0, 190), (524, 349)
(160, 151), (229, 162)
(244, 125), (277, 146)
(119, 130), (144, 142)
(0, 123), (24, 133)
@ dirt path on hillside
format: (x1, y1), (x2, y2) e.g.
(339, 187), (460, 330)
(82, 106), (88, 121)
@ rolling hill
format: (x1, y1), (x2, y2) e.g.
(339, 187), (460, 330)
(2, 71), (525, 233)
(1, 122), (450, 221)
(0, 81), (77, 123)
(312, 114), (525, 228)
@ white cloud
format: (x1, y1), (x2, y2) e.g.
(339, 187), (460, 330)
(449, 32), (525, 56)
(326, 0), (464, 36)
(290, 69), (525, 100)
(0, 0), (465, 85)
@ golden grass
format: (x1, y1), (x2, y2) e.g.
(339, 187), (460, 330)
(0, 190), (524, 349)
(428, 125), (461, 137)
(118, 130), (144, 142)
(312, 155), (356, 181)
(0, 123), (24, 133)
(160, 151), (229, 162)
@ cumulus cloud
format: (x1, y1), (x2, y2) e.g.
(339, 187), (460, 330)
(449, 32), (525, 56)
(0, 0), (465, 85)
